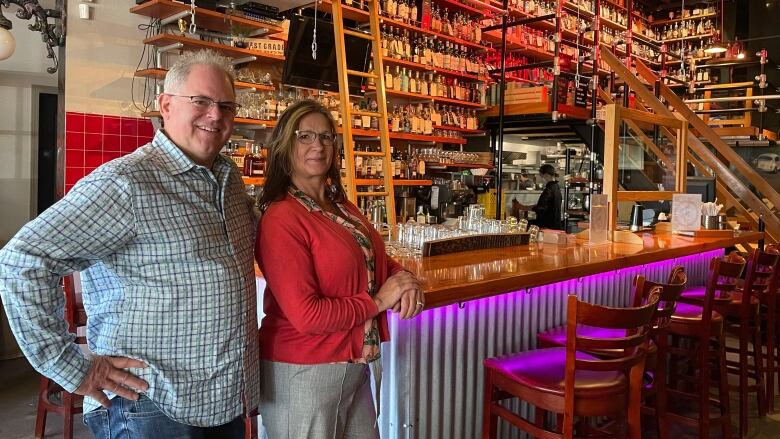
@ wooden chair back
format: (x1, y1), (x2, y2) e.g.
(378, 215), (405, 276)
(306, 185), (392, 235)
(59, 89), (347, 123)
(563, 294), (660, 438)
(740, 248), (780, 311)
(633, 268), (687, 334)
(702, 255), (746, 321)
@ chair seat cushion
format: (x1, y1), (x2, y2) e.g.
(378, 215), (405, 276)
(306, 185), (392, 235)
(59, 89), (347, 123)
(484, 347), (627, 399)
(679, 286), (706, 303)
(671, 302), (723, 323)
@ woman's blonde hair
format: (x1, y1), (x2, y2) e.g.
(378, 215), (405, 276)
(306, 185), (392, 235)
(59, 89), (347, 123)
(259, 99), (344, 210)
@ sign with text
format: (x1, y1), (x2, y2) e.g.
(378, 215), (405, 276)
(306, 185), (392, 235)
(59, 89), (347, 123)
(247, 38), (285, 55)
(574, 80), (589, 108)
(671, 193), (702, 232)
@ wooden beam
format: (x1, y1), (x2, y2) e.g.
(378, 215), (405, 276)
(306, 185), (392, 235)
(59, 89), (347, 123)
(604, 104), (622, 232)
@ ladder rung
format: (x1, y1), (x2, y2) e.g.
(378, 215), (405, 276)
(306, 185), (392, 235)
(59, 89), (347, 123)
(351, 110), (383, 118)
(346, 69), (378, 79)
(343, 29), (374, 41)
(356, 192), (389, 197)
(354, 151), (385, 156)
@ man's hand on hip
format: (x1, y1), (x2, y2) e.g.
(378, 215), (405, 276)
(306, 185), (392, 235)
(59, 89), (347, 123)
(76, 356), (149, 408)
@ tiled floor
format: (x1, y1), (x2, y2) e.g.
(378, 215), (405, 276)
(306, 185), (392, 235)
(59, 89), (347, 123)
(2, 356), (780, 438)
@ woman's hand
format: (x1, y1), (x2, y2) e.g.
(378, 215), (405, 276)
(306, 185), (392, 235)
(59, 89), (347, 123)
(373, 271), (419, 314)
(391, 285), (426, 319)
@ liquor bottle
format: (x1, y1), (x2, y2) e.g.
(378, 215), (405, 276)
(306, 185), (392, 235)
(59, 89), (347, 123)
(393, 66), (402, 90)
(421, 0), (431, 29)
(230, 141), (246, 170)
(391, 105), (401, 132)
(410, 0), (418, 23)
(400, 67), (409, 92)
(360, 99), (371, 129)
(402, 106), (412, 132)
(408, 146), (419, 179)
(420, 72), (429, 95)
(403, 30), (412, 60)
(429, 73), (437, 97)
(409, 70), (417, 94)
(385, 65), (393, 89)
(398, 0), (408, 23)
(370, 99), (379, 130)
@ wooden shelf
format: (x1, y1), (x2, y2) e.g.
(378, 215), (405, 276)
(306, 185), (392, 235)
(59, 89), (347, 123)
(144, 33), (285, 62)
(631, 32), (659, 45)
(317, 0), (371, 22)
(427, 162), (494, 169)
(379, 15), (488, 51)
(373, 88), (485, 109)
(434, 0), (487, 17)
(354, 178), (434, 186)
(665, 56), (713, 65)
(661, 33), (715, 43)
(242, 176), (265, 185)
(130, 0), (283, 36)
(600, 16), (627, 32)
(135, 69), (274, 91)
(394, 179), (433, 186)
(141, 111), (277, 128)
(339, 127), (468, 144)
(433, 125), (484, 134)
(381, 56), (482, 81)
(482, 30), (555, 60)
(506, 7), (557, 32)
(651, 12), (717, 26)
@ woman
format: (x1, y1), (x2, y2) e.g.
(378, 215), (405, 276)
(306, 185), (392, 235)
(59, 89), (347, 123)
(255, 100), (423, 438)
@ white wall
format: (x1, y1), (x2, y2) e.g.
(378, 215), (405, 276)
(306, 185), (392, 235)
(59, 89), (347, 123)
(64, 0), (149, 116)
(0, 6), (58, 245)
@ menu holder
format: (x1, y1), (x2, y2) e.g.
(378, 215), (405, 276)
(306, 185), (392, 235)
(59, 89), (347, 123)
(589, 194), (610, 245)
(421, 233), (530, 257)
(671, 194), (702, 232)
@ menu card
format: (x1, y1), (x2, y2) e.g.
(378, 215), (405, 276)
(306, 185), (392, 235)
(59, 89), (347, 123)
(671, 194), (702, 232)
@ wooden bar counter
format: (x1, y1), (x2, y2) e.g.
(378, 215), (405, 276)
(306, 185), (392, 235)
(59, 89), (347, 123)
(398, 231), (763, 310)
(375, 230), (761, 439)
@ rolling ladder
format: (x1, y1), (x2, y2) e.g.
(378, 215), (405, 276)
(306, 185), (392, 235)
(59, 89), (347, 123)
(330, 0), (397, 227)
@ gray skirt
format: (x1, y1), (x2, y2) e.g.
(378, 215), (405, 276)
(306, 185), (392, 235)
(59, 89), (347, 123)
(259, 360), (380, 439)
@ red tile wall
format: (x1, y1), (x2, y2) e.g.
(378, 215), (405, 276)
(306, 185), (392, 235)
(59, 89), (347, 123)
(64, 112), (155, 193)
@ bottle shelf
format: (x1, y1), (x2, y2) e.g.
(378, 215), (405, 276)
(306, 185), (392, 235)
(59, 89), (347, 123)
(434, 0), (487, 17)
(380, 56), (483, 82)
(379, 15), (488, 51)
(481, 30), (555, 60)
(318, 0), (373, 21)
(661, 33), (715, 43)
(130, 0), (284, 36)
(339, 127), (468, 144)
(134, 68), (276, 91)
(355, 179), (434, 186)
(427, 162), (494, 169)
(373, 88), (485, 109)
(141, 111), (278, 129)
(561, 2), (626, 32)
(143, 33), (285, 62)
(651, 12), (717, 27)
(505, 7), (557, 32)
(432, 124), (483, 134)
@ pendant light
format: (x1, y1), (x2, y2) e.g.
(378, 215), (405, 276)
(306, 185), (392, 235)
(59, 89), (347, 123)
(704, 0), (727, 54)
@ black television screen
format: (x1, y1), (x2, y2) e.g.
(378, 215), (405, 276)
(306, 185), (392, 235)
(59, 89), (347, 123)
(282, 15), (371, 95)
(686, 176), (716, 203)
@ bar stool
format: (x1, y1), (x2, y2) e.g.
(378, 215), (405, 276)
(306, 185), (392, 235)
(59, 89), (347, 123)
(34, 275), (85, 439)
(536, 267), (686, 439)
(676, 249), (778, 436)
(759, 245), (780, 413)
(667, 255), (746, 438)
(483, 293), (660, 438)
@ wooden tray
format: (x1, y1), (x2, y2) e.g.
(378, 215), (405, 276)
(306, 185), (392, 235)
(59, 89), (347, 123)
(422, 233), (530, 257)
(674, 229), (735, 238)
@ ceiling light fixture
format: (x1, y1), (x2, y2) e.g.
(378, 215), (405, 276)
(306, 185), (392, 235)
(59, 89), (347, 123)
(0, 0), (66, 73)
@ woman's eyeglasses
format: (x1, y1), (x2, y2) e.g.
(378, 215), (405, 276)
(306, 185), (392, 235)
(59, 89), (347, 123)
(295, 130), (336, 146)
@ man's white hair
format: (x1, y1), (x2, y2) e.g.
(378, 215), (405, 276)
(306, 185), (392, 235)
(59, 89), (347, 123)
(163, 50), (235, 93)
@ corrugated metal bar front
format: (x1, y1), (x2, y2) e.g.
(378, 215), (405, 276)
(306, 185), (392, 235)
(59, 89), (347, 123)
(378, 249), (721, 439)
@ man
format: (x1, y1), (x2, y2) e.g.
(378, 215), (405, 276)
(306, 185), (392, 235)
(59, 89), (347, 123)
(516, 164), (563, 230)
(0, 50), (258, 438)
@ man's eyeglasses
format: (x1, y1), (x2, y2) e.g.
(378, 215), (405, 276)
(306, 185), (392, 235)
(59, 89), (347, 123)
(295, 130), (336, 146)
(166, 94), (241, 116)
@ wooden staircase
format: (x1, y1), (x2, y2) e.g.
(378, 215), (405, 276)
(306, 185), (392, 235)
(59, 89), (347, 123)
(599, 47), (780, 244)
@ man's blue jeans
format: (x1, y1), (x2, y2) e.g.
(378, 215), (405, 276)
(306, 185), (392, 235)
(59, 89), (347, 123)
(83, 395), (245, 439)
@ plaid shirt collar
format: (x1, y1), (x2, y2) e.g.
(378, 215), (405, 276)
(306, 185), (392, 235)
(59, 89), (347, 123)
(154, 130), (232, 176)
